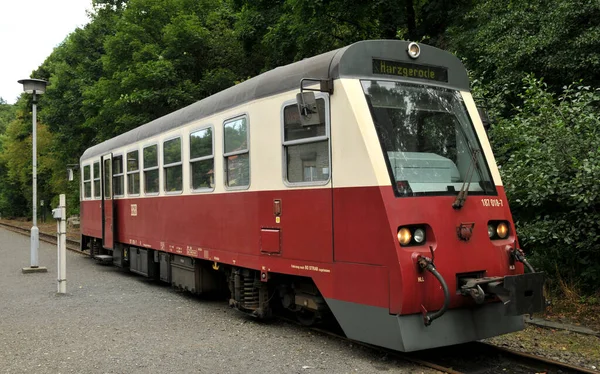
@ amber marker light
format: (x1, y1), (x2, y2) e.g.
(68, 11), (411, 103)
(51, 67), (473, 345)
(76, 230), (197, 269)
(496, 222), (509, 239)
(398, 227), (412, 246)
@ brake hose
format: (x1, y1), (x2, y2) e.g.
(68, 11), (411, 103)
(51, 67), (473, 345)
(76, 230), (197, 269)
(417, 256), (450, 326)
(511, 248), (536, 273)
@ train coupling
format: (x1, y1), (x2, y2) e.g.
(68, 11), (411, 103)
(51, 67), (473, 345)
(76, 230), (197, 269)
(459, 272), (545, 316)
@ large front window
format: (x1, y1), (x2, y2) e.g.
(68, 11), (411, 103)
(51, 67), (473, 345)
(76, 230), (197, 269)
(362, 80), (494, 196)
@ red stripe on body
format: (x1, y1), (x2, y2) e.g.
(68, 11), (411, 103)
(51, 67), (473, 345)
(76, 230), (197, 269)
(81, 185), (521, 315)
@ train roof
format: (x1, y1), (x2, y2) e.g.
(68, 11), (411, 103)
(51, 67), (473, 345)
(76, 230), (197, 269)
(81, 40), (469, 160)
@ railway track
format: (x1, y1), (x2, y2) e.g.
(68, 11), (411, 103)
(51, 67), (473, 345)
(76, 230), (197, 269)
(291, 319), (598, 374)
(408, 340), (598, 374)
(0, 221), (82, 253)
(1, 221), (595, 373)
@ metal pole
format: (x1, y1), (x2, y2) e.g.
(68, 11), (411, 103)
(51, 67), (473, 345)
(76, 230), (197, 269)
(57, 194), (67, 294)
(30, 91), (39, 268)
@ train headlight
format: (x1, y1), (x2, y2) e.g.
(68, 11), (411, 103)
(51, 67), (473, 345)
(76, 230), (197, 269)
(496, 222), (509, 239)
(413, 228), (426, 244)
(397, 225), (428, 246)
(398, 228), (412, 246)
(407, 42), (420, 59)
(488, 220), (510, 240)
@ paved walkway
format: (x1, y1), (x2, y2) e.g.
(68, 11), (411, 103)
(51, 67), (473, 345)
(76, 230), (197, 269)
(0, 228), (431, 374)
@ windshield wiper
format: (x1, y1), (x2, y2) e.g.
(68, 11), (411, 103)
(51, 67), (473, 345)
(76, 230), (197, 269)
(452, 148), (480, 210)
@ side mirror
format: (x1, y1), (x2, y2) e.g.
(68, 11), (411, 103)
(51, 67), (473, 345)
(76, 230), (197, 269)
(477, 106), (491, 132)
(296, 92), (321, 127)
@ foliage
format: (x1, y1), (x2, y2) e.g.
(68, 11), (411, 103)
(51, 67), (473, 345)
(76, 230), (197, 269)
(491, 75), (600, 288)
(232, 0), (470, 71)
(0, 99), (24, 218)
(0, 102), (57, 218)
(448, 0), (600, 116)
(0, 98), (16, 134)
(84, 0), (246, 142)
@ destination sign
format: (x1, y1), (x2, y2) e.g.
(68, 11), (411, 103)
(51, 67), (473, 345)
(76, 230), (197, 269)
(372, 59), (448, 83)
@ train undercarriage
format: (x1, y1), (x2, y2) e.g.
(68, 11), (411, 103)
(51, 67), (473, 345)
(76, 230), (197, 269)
(83, 236), (330, 325)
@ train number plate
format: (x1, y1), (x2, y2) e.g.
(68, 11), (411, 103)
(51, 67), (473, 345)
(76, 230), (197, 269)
(481, 198), (503, 207)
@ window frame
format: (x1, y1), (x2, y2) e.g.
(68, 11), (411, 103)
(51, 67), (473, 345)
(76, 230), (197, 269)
(223, 114), (251, 191)
(143, 143), (160, 196)
(112, 153), (125, 198)
(361, 79), (497, 198)
(93, 161), (101, 199)
(82, 163), (92, 200)
(189, 124), (215, 193)
(280, 94), (331, 187)
(162, 135), (183, 195)
(103, 156), (112, 200)
(126, 148), (141, 197)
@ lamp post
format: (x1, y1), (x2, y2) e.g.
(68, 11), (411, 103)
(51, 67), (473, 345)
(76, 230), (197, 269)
(18, 78), (48, 274)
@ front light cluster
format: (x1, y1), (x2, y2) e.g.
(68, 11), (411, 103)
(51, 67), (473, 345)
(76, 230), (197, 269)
(488, 221), (510, 240)
(397, 226), (426, 246)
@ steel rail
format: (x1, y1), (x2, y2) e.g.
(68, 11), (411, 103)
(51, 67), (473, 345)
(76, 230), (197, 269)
(0, 221), (82, 254)
(477, 341), (599, 374)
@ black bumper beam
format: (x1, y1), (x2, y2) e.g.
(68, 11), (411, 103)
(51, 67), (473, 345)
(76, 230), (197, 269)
(460, 272), (545, 316)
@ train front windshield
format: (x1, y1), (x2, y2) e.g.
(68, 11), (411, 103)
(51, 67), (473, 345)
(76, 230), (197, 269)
(362, 80), (495, 196)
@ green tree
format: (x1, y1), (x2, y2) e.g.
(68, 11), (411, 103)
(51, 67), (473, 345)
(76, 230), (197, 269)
(0, 102), (56, 219)
(84, 0), (245, 141)
(448, 0), (600, 116)
(0, 99), (24, 218)
(491, 75), (600, 288)
(233, 0), (470, 72)
(32, 1), (126, 214)
(0, 98), (16, 134)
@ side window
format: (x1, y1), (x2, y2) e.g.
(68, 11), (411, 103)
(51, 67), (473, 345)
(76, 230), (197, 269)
(143, 145), (159, 194)
(93, 161), (101, 198)
(127, 150), (140, 195)
(113, 156), (124, 197)
(283, 98), (329, 183)
(224, 116), (249, 188)
(103, 158), (112, 198)
(190, 127), (214, 191)
(83, 165), (91, 199)
(163, 137), (182, 192)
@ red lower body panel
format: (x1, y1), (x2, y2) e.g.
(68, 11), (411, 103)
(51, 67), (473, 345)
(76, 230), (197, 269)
(81, 185), (519, 315)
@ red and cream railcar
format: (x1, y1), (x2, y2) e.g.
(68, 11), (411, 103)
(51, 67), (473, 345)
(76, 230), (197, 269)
(80, 40), (544, 352)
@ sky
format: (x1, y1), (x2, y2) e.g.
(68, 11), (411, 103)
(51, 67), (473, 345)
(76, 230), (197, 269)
(0, 0), (92, 104)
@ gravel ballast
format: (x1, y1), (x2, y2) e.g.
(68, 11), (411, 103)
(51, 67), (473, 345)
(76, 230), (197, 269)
(0, 228), (435, 374)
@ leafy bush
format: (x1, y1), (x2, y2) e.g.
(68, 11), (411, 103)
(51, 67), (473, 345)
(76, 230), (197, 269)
(490, 75), (600, 290)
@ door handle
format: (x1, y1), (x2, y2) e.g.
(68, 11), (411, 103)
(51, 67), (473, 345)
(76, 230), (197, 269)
(273, 199), (282, 216)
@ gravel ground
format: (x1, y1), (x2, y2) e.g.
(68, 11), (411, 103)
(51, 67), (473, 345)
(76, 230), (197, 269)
(0, 228), (435, 374)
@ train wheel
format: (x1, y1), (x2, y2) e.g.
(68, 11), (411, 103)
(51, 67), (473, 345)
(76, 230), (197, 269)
(296, 308), (317, 326)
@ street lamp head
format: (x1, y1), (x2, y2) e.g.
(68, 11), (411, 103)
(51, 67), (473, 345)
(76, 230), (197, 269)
(17, 78), (48, 94)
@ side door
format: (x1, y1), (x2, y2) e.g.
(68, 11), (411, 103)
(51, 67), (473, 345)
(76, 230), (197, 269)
(259, 94), (333, 263)
(101, 153), (114, 249)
